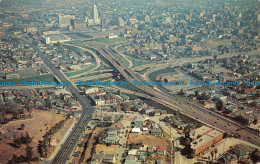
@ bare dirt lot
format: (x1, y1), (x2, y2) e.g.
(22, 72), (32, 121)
(127, 133), (171, 152)
(209, 67), (232, 74)
(0, 109), (73, 163)
(95, 144), (118, 154)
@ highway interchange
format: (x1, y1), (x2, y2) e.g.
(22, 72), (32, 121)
(26, 36), (260, 163)
(84, 44), (260, 146)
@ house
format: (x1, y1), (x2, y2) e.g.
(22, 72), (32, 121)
(239, 115), (254, 125)
(156, 146), (165, 155)
(139, 154), (146, 161)
(92, 153), (104, 163)
(91, 153), (115, 163)
(218, 144), (253, 164)
(125, 155), (141, 164)
(105, 136), (118, 144)
(107, 130), (118, 137)
(128, 149), (138, 156)
(151, 128), (162, 136)
(160, 110), (167, 115)
(145, 108), (154, 115)
(135, 117), (145, 127)
(147, 146), (154, 153)
(186, 91), (195, 96)
(131, 128), (141, 134)
(103, 154), (115, 163)
(154, 109), (161, 116)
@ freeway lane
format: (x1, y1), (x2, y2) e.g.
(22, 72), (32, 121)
(84, 44), (260, 146)
(28, 42), (95, 164)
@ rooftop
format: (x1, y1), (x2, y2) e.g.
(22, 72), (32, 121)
(190, 129), (222, 149)
(189, 126), (212, 139)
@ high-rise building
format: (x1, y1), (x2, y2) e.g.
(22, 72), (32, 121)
(116, 17), (125, 27)
(71, 19), (86, 30)
(58, 14), (75, 28)
(145, 15), (151, 23)
(92, 3), (100, 25)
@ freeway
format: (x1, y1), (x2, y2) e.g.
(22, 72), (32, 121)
(79, 44), (260, 147)
(28, 42), (95, 164)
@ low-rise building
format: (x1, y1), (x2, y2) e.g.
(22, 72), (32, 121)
(105, 136), (118, 144)
(189, 126), (213, 141)
(190, 128), (223, 156)
(150, 128), (162, 136)
(156, 146), (165, 155)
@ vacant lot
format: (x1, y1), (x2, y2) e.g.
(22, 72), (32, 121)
(18, 69), (38, 78)
(127, 134), (171, 152)
(95, 144), (118, 154)
(0, 109), (73, 163)
(209, 67), (232, 74)
(83, 127), (102, 162)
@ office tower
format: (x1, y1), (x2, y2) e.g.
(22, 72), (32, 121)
(145, 15), (151, 23)
(92, 3), (100, 25)
(58, 14), (75, 28)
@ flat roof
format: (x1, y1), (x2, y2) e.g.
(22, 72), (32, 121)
(189, 126), (212, 139)
(191, 129), (222, 150)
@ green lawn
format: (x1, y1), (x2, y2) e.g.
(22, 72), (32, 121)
(65, 64), (98, 77)
(0, 74), (54, 85)
(110, 51), (130, 67)
(64, 40), (83, 45)
(71, 64), (111, 80)
(148, 67), (176, 81)
(95, 63), (110, 71)
(131, 59), (151, 68)
(64, 45), (93, 57)
(74, 32), (93, 38)
(63, 45), (98, 77)
(117, 46), (127, 51)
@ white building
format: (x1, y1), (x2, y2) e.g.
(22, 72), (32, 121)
(131, 128), (141, 134)
(92, 3), (100, 25)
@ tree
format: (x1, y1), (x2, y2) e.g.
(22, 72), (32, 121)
(14, 137), (22, 148)
(179, 89), (184, 95)
(25, 145), (33, 162)
(213, 55), (218, 61)
(210, 151), (214, 162)
(214, 148), (218, 160)
(26, 105), (32, 116)
(216, 100), (223, 111)
(24, 131), (33, 144)
(185, 138), (191, 146)
(20, 124), (25, 130)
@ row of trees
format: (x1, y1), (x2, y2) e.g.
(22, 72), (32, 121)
(37, 117), (68, 157)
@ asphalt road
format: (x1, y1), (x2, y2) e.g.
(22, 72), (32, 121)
(28, 42), (95, 164)
(85, 44), (260, 147)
